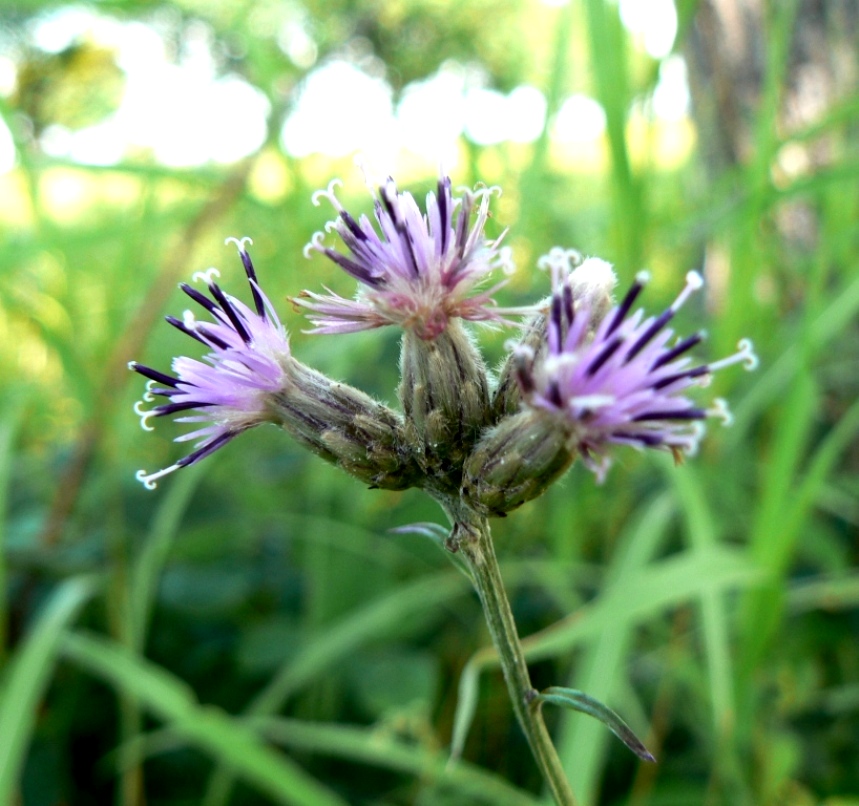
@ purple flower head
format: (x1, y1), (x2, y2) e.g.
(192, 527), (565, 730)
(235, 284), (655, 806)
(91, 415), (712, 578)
(130, 238), (291, 489)
(514, 250), (758, 482)
(297, 174), (522, 340)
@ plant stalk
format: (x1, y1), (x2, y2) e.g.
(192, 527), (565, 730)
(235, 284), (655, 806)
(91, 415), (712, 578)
(449, 508), (577, 806)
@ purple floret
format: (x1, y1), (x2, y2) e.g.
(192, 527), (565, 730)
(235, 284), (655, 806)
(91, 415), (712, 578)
(515, 254), (757, 481)
(297, 174), (528, 340)
(130, 238), (291, 489)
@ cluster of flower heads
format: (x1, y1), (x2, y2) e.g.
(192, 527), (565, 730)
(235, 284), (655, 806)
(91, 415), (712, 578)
(132, 173), (756, 502)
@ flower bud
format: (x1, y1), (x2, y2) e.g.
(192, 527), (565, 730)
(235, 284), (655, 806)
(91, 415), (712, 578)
(271, 360), (421, 490)
(491, 300), (550, 422)
(461, 410), (574, 517)
(491, 253), (616, 421)
(399, 320), (490, 490)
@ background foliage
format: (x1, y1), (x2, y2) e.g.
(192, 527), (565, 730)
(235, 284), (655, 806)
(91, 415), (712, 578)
(1, 1), (858, 804)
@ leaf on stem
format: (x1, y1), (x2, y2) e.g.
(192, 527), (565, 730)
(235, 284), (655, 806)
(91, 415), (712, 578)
(533, 686), (656, 763)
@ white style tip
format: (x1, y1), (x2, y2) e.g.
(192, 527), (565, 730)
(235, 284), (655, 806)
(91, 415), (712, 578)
(311, 178), (343, 207)
(136, 464), (180, 490)
(225, 236), (253, 252)
(192, 267), (221, 285)
(708, 398), (733, 427)
(134, 400), (156, 432)
(303, 230), (326, 259)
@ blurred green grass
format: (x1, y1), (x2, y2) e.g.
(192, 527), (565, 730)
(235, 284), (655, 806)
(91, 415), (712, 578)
(2, 1), (859, 804)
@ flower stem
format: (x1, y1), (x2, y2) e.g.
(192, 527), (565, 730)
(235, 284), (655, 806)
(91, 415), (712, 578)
(449, 508), (577, 806)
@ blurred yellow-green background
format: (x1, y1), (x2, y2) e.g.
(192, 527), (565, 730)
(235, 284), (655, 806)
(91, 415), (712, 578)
(1, 1), (858, 804)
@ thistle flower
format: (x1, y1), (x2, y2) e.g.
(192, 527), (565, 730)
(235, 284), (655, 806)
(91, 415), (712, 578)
(130, 238), (292, 489)
(491, 250), (617, 421)
(297, 174), (519, 340)
(514, 251), (758, 481)
(464, 250), (757, 513)
(132, 239), (421, 492)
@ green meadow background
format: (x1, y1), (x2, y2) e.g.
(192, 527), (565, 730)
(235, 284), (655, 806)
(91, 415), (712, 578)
(1, 1), (858, 804)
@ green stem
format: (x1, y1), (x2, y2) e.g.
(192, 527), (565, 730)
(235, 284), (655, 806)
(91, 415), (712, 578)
(449, 508), (577, 806)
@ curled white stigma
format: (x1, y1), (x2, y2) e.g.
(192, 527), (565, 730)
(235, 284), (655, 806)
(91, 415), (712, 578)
(225, 235), (253, 252)
(192, 267), (221, 284)
(543, 352), (584, 379)
(459, 183), (502, 201)
(134, 400), (156, 432)
(537, 246), (580, 273)
(303, 230), (327, 258)
(708, 338), (758, 373)
(635, 269), (652, 285)
(737, 338), (758, 370)
(136, 464), (180, 491)
(182, 310), (198, 328)
(311, 178), (343, 207)
(708, 398), (733, 426)
(142, 379), (159, 402)
(678, 421), (706, 457)
(690, 421), (706, 452)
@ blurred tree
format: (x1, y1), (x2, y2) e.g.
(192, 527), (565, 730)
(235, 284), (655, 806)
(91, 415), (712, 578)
(684, 0), (858, 171)
(14, 40), (125, 136)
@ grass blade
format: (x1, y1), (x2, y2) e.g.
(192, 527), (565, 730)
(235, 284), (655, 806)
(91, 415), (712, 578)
(522, 544), (761, 663)
(556, 495), (674, 800)
(247, 570), (470, 716)
(61, 630), (347, 806)
(0, 575), (98, 804)
(209, 570), (470, 806)
(254, 717), (542, 806)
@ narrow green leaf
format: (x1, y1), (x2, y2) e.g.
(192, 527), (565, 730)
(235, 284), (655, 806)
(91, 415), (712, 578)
(452, 537), (758, 769)
(253, 716), (542, 806)
(205, 570), (471, 806)
(248, 570), (469, 715)
(730, 271), (859, 443)
(0, 399), (26, 662)
(130, 463), (206, 650)
(449, 653), (485, 762)
(783, 396), (859, 547)
(521, 545), (762, 663)
(789, 573), (859, 614)
(389, 522), (474, 580)
(127, 714), (542, 806)
(738, 371), (817, 682)
(536, 687), (655, 763)
(0, 575), (98, 804)
(556, 495), (674, 800)
(61, 631), (347, 806)
(669, 466), (735, 734)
